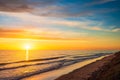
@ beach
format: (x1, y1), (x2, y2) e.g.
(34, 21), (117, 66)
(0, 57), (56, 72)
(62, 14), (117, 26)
(55, 51), (120, 80)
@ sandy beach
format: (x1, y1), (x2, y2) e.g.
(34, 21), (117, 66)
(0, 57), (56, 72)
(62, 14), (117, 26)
(55, 51), (120, 80)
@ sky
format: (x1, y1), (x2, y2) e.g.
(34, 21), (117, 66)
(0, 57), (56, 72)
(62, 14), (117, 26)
(0, 0), (120, 50)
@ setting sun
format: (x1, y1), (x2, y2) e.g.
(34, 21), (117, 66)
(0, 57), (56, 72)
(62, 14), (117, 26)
(25, 44), (31, 50)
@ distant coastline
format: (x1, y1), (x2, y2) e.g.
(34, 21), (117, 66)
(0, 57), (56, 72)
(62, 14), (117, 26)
(55, 51), (120, 80)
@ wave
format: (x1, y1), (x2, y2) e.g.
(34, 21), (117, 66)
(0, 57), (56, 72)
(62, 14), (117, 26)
(0, 53), (109, 80)
(0, 56), (67, 66)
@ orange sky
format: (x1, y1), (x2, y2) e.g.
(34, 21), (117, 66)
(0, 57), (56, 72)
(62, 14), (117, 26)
(0, 25), (120, 50)
(0, 38), (119, 50)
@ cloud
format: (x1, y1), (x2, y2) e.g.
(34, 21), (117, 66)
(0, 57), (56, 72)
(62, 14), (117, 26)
(111, 28), (120, 32)
(30, 2), (117, 18)
(0, 12), (101, 31)
(0, 0), (117, 17)
(0, 0), (58, 12)
(84, 0), (116, 7)
(0, 0), (31, 12)
(0, 28), (27, 39)
(0, 11), (119, 33)
(0, 28), (25, 33)
(0, 27), (88, 40)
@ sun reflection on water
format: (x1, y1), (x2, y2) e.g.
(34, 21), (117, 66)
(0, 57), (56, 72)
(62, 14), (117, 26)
(24, 44), (31, 61)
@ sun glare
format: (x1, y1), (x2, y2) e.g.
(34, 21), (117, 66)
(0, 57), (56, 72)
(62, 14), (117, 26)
(24, 44), (31, 61)
(25, 44), (31, 50)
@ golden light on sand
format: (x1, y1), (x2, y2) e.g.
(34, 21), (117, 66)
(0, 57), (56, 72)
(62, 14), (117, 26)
(24, 44), (31, 61)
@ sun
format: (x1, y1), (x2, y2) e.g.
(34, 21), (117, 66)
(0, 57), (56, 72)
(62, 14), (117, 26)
(25, 44), (31, 49)
(24, 44), (31, 50)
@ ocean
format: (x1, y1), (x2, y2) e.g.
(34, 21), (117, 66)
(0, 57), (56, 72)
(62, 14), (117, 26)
(0, 50), (117, 80)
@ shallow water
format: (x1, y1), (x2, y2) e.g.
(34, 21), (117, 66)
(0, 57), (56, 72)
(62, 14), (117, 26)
(0, 50), (117, 80)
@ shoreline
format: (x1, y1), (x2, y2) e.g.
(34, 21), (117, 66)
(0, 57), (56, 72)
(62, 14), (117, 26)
(55, 51), (120, 80)
(22, 55), (106, 80)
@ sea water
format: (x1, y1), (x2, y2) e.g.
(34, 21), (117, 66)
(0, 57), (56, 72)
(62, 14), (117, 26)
(0, 50), (117, 80)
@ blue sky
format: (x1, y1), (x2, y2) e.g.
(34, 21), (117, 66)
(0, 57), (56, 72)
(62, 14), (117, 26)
(0, 0), (120, 40)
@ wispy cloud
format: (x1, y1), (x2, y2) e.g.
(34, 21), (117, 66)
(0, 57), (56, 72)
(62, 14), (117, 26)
(0, 0), (57, 12)
(111, 28), (120, 32)
(0, 0), (31, 12)
(0, 0), (117, 17)
(0, 11), (119, 33)
(84, 0), (116, 7)
(0, 26), (88, 40)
